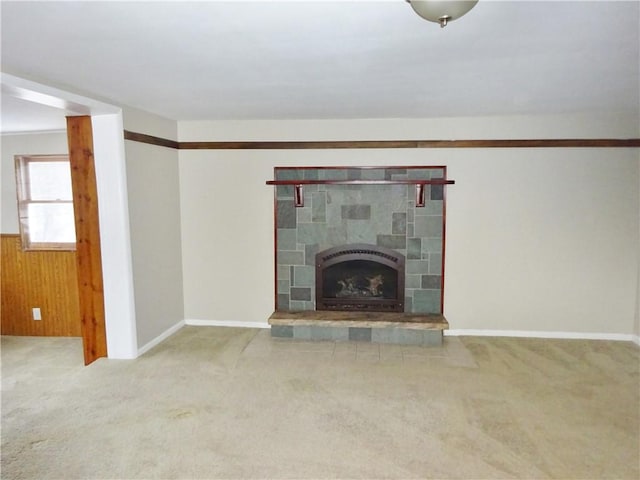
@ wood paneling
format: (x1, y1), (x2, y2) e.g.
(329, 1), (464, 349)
(1, 234), (81, 336)
(67, 116), (108, 365)
(123, 129), (640, 150)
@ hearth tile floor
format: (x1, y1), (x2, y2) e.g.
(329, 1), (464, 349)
(241, 330), (477, 367)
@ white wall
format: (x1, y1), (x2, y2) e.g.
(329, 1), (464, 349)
(122, 107), (184, 349)
(178, 113), (639, 336)
(1, 132), (68, 233)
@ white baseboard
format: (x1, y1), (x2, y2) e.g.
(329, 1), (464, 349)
(184, 319), (270, 329)
(632, 335), (640, 347)
(445, 329), (637, 342)
(137, 319), (185, 356)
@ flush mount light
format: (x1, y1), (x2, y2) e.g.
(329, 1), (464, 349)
(407, 0), (479, 28)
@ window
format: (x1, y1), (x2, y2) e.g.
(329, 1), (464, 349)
(15, 155), (76, 250)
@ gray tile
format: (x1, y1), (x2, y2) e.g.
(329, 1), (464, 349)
(347, 169), (362, 180)
(413, 289), (441, 314)
(407, 238), (421, 259)
(406, 260), (429, 275)
(405, 274), (422, 289)
(422, 238), (443, 255)
(429, 254), (442, 274)
(421, 275), (442, 289)
(376, 234), (406, 249)
(275, 169), (304, 181)
(277, 280), (290, 294)
(293, 325), (312, 340)
(271, 325), (293, 338)
(342, 205), (371, 220)
(298, 224), (328, 244)
(277, 200), (296, 229)
(277, 251), (304, 265)
(312, 192), (327, 222)
(292, 266), (315, 287)
(424, 330), (443, 346)
(290, 287), (311, 301)
(392, 212), (407, 234)
(305, 244), (319, 266)
(304, 169), (319, 180)
(277, 294), (289, 310)
(349, 327), (372, 342)
(414, 216), (443, 238)
(277, 265), (290, 280)
(431, 185), (444, 200)
(277, 229), (297, 250)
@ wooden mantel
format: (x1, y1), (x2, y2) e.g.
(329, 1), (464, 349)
(266, 178), (455, 207)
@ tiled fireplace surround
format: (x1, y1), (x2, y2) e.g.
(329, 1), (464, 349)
(269, 166), (449, 345)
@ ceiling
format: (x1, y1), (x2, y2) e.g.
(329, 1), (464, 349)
(1, 1), (639, 133)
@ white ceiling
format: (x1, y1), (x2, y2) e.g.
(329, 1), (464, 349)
(1, 1), (639, 133)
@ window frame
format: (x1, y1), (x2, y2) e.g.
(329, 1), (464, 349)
(14, 154), (76, 251)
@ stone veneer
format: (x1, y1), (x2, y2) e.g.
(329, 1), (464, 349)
(275, 166), (446, 314)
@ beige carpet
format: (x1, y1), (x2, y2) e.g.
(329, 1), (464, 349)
(1, 327), (638, 479)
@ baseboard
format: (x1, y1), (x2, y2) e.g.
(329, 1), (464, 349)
(137, 319), (185, 356)
(184, 319), (270, 329)
(445, 329), (637, 342)
(632, 335), (640, 347)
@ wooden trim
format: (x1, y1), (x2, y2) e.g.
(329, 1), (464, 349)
(124, 130), (179, 149)
(67, 116), (108, 365)
(123, 130), (640, 150)
(266, 179), (455, 186)
(179, 138), (640, 150)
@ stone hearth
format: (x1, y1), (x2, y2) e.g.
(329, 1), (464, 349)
(269, 311), (447, 346)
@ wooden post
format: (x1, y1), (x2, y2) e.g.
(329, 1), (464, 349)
(66, 116), (108, 365)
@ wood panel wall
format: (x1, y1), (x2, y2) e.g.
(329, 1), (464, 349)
(1, 234), (81, 336)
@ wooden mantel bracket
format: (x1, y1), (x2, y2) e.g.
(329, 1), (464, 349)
(266, 178), (455, 207)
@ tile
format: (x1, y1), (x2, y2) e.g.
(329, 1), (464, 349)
(270, 325), (293, 338)
(292, 266), (314, 287)
(341, 205), (371, 220)
(392, 212), (407, 234)
(277, 265), (290, 280)
(277, 251), (304, 265)
(412, 289), (441, 314)
(298, 224), (328, 245)
(414, 216), (443, 238)
(277, 280), (290, 294)
(349, 327), (372, 342)
(405, 274), (421, 289)
(407, 238), (421, 259)
(303, 169), (319, 180)
(277, 294), (289, 310)
(277, 200), (296, 229)
(376, 234), (406, 249)
(293, 325), (312, 340)
(290, 287), (311, 301)
(312, 192), (327, 222)
(431, 184), (444, 200)
(347, 169), (363, 180)
(421, 275), (442, 289)
(422, 238), (443, 255)
(305, 244), (319, 266)
(406, 260), (429, 275)
(429, 254), (442, 274)
(277, 229), (297, 250)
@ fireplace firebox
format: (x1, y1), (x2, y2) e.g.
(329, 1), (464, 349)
(316, 244), (405, 312)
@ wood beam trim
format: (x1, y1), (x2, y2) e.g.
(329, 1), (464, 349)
(179, 138), (640, 149)
(123, 130), (640, 150)
(124, 130), (179, 149)
(67, 116), (108, 365)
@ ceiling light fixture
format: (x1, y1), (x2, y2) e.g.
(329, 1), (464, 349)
(407, 0), (479, 28)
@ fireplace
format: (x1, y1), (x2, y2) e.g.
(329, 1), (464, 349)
(316, 244), (405, 312)
(269, 166), (450, 315)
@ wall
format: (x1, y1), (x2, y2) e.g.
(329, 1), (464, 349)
(178, 113), (639, 336)
(1, 131), (69, 233)
(122, 107), (184, 350)
(0, 132), (81, 336)
(635, 153), (640, 341)
(1, 235), (80, 336)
